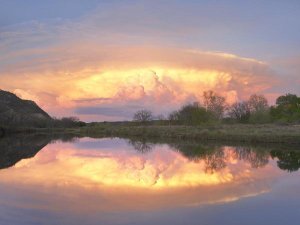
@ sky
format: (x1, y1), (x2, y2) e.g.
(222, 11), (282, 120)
(1, 0), (300, 121)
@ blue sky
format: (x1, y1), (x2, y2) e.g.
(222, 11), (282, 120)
(1, 0), (300, 59)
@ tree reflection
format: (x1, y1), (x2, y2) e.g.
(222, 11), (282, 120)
(203, 150), (226, 174)
(127, 138), (272, 174)
(169, 143), (269, 173)
(270, 150), (300, 172)
(168, 143), (227, 173)
(233, 147), (269, 169)
(128, 139), (154, 153)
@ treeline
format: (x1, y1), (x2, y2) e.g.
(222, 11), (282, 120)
(1, 116), (86, 129)
(48, 117), (86, 128)
(133, 91), (300, 125)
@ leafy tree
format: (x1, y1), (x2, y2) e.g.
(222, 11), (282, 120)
(169, 102), (211, 125)
(270, 94), (300, 122)
(276, 94), (300, 106)
(203, 91), (227, 120)
(133, 109), (153, 122)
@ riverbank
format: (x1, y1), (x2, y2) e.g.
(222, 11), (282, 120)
(0, 127), (81, 136)
(2, 123), (300, 144)
(80, 123), (300, 144)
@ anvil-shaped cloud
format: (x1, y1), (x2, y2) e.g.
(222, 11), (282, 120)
(0, 4), (284, 121)
(0, 44), (278, 121)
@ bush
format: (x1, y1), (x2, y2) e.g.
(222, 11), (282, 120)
(248, 110), (271, 124)
(169, 102), (212, 125)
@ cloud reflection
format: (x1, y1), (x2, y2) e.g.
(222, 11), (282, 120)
(0, 138), (285, 212)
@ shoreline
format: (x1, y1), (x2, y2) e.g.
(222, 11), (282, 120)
(80, 123), (300, 145)
(2, 123), (300, 145)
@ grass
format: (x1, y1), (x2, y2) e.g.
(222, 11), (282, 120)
(79, 123), (300, 144)
(2, 122), (300, 145)
(1, 127), (81, 136)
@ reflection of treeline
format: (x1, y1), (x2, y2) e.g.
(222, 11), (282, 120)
(126, 137), (300, 173)
(133, 91), (300, 125)
(171, 144), (270, 172)
(270, 150), (300, 172)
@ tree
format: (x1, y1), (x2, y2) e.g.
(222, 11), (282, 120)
(270, 94), (300, 122)
(247, 94), (270, 124)
(228, 94), (270, 124)
(248, 94), (269, 113)
(172, 102), (211, 125)
(228, 101), (251, 123)
(52, 117), (85, 128)
(168, 110), (180, 125)
(203, 91), (227, 120)
(156, 114), (166, 120)
(133, 109), (153, 122)
(168, 110), (179, 121)
(276, 93), (300, 106)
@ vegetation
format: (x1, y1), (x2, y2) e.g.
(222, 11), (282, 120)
(126, 137), (300, 173)
(2, 133), (300, 173)
(50, 117), (86, 128)
(270, 94), (300, 122)
(1, 89), (300, 144)
(0, 90), (85, 129)
(79, 91), (300, 144)
(81, 123), (300, 144)
(203, 90), (227, 120)
(168, 102), (211, 125)
(133, 110), (153, 123)
(167, 91), (227, 125)
(227, 101), (250, 123)
(131, 91), (300, 125)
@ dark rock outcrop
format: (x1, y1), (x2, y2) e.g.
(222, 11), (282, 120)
(0, 89), (52, 127)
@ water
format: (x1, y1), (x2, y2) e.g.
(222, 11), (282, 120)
(0, 135), (300, 225)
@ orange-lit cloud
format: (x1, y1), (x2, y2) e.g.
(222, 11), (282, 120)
(0, 8), (281, 121)
(0, 44), (278, 120)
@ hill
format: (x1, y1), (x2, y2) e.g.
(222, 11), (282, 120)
(0, 89), (52, 128)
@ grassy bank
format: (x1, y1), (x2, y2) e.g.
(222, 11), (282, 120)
(1, 127), (81, 136)
(2, 123), (300, 145)
(80, 123), (300, 144)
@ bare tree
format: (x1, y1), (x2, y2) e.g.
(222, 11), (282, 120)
(203, 91), (227, 120)
(133, 109), (153, 122)
(228, 101), (251, 122)
(156, 114), (166, 120)
(248, 94), (269, 113)
(168, 110), (180, 125)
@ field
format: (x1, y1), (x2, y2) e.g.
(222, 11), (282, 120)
(80, 123), (300, 144)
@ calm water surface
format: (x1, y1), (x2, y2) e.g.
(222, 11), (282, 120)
(0, 136), (300, 225)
